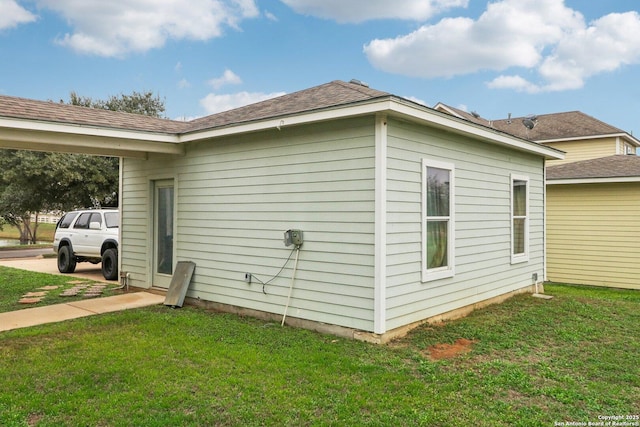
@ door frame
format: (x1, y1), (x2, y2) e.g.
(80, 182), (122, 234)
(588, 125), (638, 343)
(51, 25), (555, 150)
(150, 178), (176, 288)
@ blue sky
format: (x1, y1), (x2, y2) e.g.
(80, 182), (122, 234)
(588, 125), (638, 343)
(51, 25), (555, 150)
(1, 0), (639, 134)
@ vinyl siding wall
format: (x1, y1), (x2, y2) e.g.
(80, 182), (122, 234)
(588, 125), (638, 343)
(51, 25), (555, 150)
(121, 116), (378, 331)
(546, 182), (640, 290)
(543, 138), (618, 166)
(120, 156), (176, 284)
(384, 118), (546, 330)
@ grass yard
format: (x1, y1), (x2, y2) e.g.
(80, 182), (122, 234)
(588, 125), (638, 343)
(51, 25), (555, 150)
(0, 267), (120, 313)
(0, 223), (56, 244)
(0, 271), (638, 426)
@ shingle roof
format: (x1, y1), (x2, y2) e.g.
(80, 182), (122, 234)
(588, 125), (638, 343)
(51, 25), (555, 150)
(0, 80), (389, 135)
(490, 111), (627, 141)
(0, 94), (188, 134)
(434, 104), (632, 142)
(546, 155), (640, 180)
(185, 80), (390, 132)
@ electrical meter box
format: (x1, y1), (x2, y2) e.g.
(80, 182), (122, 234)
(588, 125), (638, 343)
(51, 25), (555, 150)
(284, 229), (303, 247)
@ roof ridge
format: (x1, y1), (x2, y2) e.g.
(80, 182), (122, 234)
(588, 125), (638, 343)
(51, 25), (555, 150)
(183, 80), (391, 133)
(333, 79), (389, 97)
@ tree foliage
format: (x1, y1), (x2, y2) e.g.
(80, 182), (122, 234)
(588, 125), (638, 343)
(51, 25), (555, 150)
(0, 91), (165, 243)
(68, 90), (165, 117)
(0, 152), (119, 242)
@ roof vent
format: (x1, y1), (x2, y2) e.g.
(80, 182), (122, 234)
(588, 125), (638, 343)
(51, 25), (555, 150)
(471, 111), (480, 118)
(349, 79), (369, 88)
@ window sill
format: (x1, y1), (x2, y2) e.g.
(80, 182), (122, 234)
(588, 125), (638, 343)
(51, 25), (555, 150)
(422, 268), (454, 283)
(510, 255), (529, 265)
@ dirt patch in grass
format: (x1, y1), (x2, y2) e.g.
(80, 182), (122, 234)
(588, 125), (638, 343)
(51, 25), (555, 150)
(27, 413), (44, 426)
(424, 338), (476, 360)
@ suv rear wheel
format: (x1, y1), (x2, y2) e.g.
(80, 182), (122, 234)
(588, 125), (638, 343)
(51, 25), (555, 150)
(101, 248), (118, 280)
(57, 245), (77, 273)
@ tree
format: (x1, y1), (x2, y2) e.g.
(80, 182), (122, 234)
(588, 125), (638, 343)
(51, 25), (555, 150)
(68, 90), (165, 117)
(0, 151), (119, 243)
(0, 91), (165, 243)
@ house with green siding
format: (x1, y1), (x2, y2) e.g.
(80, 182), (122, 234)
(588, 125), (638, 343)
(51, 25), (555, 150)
(0, 80), (563, 342)
(434, 102), (640, 291)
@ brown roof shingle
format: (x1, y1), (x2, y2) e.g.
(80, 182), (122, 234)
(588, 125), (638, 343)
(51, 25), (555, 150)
(0, 94), (188, 134)
(434, 104), (630, 142)
(547, 155), (640, 180)
(0, 80), (389, 135)
(185, 80), (390, 132)
(490, 111), (625, 141)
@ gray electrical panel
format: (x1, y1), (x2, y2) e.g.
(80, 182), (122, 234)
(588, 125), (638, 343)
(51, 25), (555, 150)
(284, 229), (303, 246)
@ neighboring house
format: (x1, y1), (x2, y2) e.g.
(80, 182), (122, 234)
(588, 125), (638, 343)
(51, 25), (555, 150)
(546, 155), (640, 290)
(435, 103), (640, 290)
(0, 80), (563, 342)
(434, 104), (640, 166)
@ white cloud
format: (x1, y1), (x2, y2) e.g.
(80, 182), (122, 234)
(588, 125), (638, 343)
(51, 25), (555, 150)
(177, 78), (191, 89)
(403, 95), (428, 106)
(264, 10), (278, 21)
(0, 0), (37, 30)
(34, 0), (259, 57)
(280, 0), (467, 23)
(364, 0), (640, 92)
(208, 69), (243, 89)
(486, 75), (541, 93)
(200, 91), (286, 114)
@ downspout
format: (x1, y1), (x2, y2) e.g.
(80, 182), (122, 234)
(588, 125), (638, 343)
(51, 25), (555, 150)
(543, 158), (547, 283)
(374, 114), (388, 334)
(118, 156), (124, 288)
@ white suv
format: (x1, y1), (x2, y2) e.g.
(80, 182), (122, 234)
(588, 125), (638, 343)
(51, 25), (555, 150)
(53, 209), (119, 280)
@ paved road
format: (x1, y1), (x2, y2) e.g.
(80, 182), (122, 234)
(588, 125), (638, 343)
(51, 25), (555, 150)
(0, 247), (53, 259)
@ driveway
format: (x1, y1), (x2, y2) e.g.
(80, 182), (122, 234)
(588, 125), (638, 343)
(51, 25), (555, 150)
(0, 256), (115, 283)
(0, 247), (53, 259)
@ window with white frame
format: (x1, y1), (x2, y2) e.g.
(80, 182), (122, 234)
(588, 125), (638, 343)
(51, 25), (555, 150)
(422, 159), (455, 282)
(511, 174), (529, 263)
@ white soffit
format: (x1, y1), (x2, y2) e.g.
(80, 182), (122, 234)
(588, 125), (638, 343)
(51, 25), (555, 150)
(0, 117), (183, 157)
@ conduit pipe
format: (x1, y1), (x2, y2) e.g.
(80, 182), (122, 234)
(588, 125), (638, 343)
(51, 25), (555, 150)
(281, 246), (301, 326)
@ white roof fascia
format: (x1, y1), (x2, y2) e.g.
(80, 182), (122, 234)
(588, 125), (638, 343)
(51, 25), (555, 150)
(387, 99), (565, 160)
(547, 177), (640, 185)
(178, 101), (390, 143)
(180, 98), (565, 160)
(0, 117), (184, 157)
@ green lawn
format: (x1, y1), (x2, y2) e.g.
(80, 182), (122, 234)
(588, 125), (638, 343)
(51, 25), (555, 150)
(0, 223), (56, 243)
(0, 270), (638, 426)
(0, 267), (120, 313)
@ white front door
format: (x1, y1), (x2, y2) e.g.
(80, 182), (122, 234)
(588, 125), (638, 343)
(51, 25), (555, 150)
(152, 180), (174, 288)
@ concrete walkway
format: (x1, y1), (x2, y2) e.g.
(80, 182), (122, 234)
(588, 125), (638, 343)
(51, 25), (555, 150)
(0, 256), (166, 332)
(0, 292), (166, 332)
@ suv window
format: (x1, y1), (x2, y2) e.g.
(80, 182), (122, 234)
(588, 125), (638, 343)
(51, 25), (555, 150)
(57, 212), (78, 229)
(73, 213), (92, 229)
(104, 212), (119, 228)
(90, 212), (102, 227)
